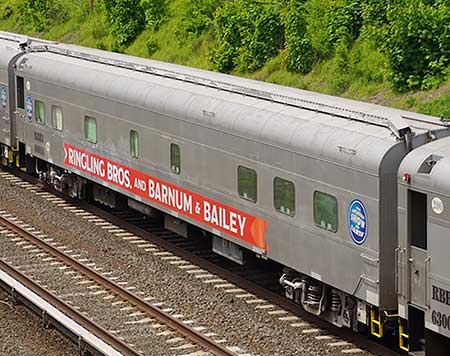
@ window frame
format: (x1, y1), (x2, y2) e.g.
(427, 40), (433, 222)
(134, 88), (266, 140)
(35, 100), (46, 125)
(313, 191), (338, 233)
(238, 165), (257, 203)
(51, 105), (63, 131)
(170, 143), (181, 175)
(84, 115), (97, 144)
(273, 176), (296, 217)
(130, 129), (139, 159)
(16, 76), (24, 109)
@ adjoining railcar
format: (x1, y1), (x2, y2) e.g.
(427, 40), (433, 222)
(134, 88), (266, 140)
(0, 32), (58, 166)
(2, 30), (450, 352)
(398, 136), (450, 355)
(0, 33), (23, 163)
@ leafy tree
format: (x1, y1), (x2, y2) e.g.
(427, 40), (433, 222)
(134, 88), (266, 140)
(282, 0), (315, 73)
(177, 0), (222, 41)
(210, 1), (250, 72)
(140, 0), (168, 31)
(385, 0), (450, 90)
(281, 0), (363, 74)
(103, 0), (145, 46)
(19, 0), (68, 32)
(305, 0), (362, 59)
(243, 6), (284, 72)
(211, 1), (284, 73)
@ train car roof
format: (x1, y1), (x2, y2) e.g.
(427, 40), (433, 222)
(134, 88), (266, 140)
(8, 33), (450, 176)
(0, 37), (21, 69)
(55, 41), (448, 131)
(399, 136), (450, 197)
(0, 32), (57, 72)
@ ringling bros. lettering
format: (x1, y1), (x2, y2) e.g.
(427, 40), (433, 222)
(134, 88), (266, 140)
(63, 143), (269, 252)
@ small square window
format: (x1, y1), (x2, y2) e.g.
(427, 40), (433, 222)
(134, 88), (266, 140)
(35, 100), (45, 125)
(52, 106), (63, 131)
(238, 166), (257, 203)
(314, 191), (338, 232)
(274, 177), (295, 217)
(130, 130), (139, 158)
(171, 143), (180, 175)
(84, 116), (97, 143)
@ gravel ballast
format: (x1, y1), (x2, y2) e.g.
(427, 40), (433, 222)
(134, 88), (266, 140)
(0, 290), (77, 356)
(0, 173), (374, 356)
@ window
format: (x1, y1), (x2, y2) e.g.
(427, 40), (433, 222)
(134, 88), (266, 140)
(84, 116), (97, 143)
(17, 76), (24, 109)
(238, 166), (257, 202)
(130, 130), (139, 158)
(171, 143), (180, 174)
(35, 100), (45, 125)
(274, 177), (295, 216)
(314, 191), (338, 232)
(52, 106), (63, 131)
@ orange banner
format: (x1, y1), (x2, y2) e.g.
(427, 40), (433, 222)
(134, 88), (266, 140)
(64, 144), (268, 251)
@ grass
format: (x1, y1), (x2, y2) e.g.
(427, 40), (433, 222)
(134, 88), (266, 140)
(2, 0), (450, 118)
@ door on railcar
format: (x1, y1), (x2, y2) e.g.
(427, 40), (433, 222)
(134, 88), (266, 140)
(0, 82), (9, 148)
(409, 190), (428, 309)
(0, 59), (12, 152)
(407, 190), (428, 354)
(406, 189), (450, 355)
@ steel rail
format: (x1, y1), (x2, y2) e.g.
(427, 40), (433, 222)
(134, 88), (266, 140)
(0, 252), (138, 356)
(0, 212), (237, 356)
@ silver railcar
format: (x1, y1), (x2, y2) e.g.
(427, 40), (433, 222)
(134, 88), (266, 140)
(1, 31), (450, 352)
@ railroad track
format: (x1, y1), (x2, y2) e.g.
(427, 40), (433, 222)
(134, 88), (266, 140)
(88, 212), (400, 356)
(0, 209), (238, 356)
(0, 167), (401, 356)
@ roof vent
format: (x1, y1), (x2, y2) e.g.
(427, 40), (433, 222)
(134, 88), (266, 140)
(418, 154), (443, 174)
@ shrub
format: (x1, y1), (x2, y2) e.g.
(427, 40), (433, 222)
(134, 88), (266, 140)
(177, 0), (221, 40)
(140, 0), (168, 31)
(211, 1), (284, 73)
(0, 6), (13, 20)
(282, 0), (315, 73)
(103, 0), (145, 46)
(146, 37), (159, 55)
(96, 42), (107, 50)
(384, 1), (450, 91)
(19, 0), (68, 32)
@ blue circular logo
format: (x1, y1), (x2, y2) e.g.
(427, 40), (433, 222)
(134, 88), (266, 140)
(0, 85), (6, 110)
(349, 199), (368, 245)
(26, 95), (33, 122)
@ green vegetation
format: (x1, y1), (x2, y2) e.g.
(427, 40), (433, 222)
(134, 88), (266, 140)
(2, 0), (450, 117)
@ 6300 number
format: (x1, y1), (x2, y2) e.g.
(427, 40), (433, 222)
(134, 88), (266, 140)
(432, 310), (450, 330)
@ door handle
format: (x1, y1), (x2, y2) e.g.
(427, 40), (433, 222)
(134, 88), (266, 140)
(425, 257), (431, 308)
(398, 248), (406, 297)
(395, 247), (400, 295)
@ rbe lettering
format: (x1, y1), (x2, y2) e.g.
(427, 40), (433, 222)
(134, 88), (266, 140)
(432, 285), (450, 306)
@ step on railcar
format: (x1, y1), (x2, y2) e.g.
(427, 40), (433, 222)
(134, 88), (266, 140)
(1, 30), (450, 354)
